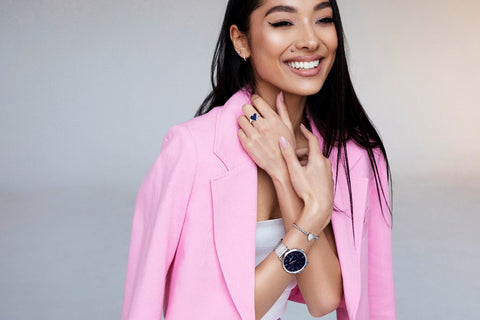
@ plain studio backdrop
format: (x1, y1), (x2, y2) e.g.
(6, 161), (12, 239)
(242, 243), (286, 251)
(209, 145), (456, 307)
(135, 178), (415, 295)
(1, 0), (479, 319)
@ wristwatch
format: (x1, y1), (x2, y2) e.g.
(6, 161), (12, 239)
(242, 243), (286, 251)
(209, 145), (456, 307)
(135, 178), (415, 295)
(273, 240), (308, 274)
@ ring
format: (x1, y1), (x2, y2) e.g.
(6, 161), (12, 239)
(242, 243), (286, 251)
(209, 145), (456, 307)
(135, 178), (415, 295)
(249, 113), (258, 125)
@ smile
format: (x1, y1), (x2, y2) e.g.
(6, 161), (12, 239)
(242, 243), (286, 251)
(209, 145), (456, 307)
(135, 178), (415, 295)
(286, 60), (320, 70)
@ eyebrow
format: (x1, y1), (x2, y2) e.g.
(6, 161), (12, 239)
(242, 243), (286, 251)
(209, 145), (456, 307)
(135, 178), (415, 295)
(264, 1), (332, 17)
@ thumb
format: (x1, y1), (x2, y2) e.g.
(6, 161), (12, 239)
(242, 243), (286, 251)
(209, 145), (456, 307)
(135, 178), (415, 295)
(276, 92), (293, 131)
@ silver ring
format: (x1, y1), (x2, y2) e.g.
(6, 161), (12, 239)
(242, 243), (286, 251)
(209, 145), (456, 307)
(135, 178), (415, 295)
(249, 112), (258, 125)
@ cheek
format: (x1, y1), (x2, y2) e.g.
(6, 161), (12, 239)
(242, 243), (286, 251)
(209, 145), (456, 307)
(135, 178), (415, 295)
(328, 31), (339, 53)
(250, 29), (285, 62)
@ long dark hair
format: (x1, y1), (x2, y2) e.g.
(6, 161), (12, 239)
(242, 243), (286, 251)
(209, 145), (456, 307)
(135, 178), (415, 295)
(196, 0), (392, 229)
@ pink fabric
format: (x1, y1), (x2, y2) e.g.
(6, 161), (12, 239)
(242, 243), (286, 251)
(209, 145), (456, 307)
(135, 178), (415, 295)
(122, 89), (396, 319)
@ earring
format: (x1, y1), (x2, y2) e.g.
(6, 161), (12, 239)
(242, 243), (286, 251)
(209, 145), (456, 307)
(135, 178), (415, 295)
(237, 50), (246, 61)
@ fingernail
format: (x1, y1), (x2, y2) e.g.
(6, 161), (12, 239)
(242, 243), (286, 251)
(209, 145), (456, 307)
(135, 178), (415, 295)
(279, 91), (285, 103)
(279, 136), (289, 149)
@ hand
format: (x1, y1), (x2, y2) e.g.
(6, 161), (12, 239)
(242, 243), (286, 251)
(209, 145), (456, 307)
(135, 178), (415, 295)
(279, 124), (334, 231)
(237, 92), (295, 179)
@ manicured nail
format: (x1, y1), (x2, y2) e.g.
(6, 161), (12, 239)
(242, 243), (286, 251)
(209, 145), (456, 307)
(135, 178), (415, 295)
(279, 91), (285, 103)
(279, 136), (289, 149)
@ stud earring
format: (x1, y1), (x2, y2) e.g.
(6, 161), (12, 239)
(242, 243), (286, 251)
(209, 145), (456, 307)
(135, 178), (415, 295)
(237, 50), (247, 61)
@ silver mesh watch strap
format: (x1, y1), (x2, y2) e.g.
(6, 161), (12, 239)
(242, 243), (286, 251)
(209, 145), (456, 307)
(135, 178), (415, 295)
(273, 240), (289, 260)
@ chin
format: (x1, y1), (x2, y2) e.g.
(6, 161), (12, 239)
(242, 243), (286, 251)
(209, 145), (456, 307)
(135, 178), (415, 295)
(255, 77), (326, 99)
(284, 83), (326, 97)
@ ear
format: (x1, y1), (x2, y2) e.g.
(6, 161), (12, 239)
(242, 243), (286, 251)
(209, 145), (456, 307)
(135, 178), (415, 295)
(230, 25), (251, 60)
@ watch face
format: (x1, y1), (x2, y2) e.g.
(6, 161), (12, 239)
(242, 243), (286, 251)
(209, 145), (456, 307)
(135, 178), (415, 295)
(282, 249), (307, 274)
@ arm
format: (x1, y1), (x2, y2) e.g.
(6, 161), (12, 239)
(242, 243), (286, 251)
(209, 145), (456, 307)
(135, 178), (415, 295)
(367, 152), (396, 319)
(276, 128), (343, 317)
(122, 126), (197, 320)
(238, 95), (342, 318)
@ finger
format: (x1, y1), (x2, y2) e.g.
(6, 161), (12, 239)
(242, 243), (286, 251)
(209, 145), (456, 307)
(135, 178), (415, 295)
(300, 123), (322, 156)
(242, 103), (260, 118)
(279, 136), (303, 174)
(238, 128), (253, 153)
(251, 94), (276, 118)
(243, 103), (265, 127)
(240, 105), (260, 130)
(276, 92), (293, 131)
(237, 128), (247, 145)
(238, 115), (256, 136)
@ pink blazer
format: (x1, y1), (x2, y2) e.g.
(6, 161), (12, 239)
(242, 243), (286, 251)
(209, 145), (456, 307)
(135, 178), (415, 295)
(122, 89), (396, 319)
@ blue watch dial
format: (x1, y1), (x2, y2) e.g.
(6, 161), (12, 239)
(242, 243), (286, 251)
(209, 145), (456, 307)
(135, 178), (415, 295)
(283, 249), (307, 274)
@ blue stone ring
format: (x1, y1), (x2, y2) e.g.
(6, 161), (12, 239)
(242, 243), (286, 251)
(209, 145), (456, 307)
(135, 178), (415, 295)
(249, 112), (258, 125)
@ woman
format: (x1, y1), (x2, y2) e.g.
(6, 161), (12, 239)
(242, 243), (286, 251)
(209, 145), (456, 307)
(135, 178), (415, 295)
(122, 0), (395, 319)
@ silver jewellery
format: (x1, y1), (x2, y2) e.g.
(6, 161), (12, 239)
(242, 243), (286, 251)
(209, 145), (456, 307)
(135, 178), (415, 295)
(249, 112), (258, 125)
(237, 50), (247, 62)
(293, 223), (319, 241)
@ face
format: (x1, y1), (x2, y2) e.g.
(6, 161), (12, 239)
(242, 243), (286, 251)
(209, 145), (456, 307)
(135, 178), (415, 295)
(244, 0), (338, 98)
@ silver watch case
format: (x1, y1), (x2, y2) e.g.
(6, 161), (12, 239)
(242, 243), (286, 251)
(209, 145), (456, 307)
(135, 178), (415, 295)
(273, 240), (308, 274)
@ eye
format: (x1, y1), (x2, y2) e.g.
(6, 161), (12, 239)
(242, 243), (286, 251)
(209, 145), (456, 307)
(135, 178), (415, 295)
(316, 17), (334, 24)
(268, 21), (293, 28)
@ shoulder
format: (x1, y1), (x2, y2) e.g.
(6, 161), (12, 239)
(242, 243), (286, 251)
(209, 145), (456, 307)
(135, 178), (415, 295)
(342, 140), (391, 226)
(160, 106), (221, 153)
(342, 140), (387, 181)
(160, 88), (251, 159)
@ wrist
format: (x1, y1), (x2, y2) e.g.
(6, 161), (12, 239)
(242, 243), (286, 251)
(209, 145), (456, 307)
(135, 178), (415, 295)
(281, 223), (316, 254)
(302, 199), (331, 218)
(296, 209), (326, 236)
(269, 165), (290, 186)
(292, 222), (320, 242)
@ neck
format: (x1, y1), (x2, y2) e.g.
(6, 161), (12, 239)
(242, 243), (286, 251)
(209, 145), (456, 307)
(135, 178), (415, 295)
(254, 87), (307, 133)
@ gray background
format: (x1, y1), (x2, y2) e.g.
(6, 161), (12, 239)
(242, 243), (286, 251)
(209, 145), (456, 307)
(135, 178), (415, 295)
(1, 0), (479, 319)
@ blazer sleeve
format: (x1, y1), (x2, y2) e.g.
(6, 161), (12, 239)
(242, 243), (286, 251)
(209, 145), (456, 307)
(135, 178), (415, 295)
(122, 125), (197, 320)
(367, 151), (396, 319)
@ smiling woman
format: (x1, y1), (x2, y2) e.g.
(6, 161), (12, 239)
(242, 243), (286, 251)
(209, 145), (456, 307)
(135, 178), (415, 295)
(122, 0), (396, 319)
(241, 0), (338, 97)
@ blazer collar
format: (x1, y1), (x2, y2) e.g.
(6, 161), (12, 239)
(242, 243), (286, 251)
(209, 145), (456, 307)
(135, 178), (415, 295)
(213, 88), (253, 171)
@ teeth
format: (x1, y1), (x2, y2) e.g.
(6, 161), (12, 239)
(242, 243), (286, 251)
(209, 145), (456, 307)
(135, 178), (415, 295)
(288, 60), (320, 70)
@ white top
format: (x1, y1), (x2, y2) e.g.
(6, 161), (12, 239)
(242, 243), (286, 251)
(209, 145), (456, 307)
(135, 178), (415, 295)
(255, 218), (297, 320)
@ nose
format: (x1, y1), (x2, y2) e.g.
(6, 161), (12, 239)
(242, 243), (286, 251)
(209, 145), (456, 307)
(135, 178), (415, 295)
(294, 22), (319, 51)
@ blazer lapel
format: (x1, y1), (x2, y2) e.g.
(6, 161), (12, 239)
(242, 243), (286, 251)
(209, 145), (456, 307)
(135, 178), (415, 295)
(211, 165), (257, 319)
(211, 89), (257, 319)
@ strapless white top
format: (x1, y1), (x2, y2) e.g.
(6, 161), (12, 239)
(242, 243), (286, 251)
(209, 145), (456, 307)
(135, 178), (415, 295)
(256, 218), (297, 320)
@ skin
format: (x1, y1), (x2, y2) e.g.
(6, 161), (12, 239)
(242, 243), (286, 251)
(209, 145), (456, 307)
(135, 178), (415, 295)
(230, 0), (343, 318)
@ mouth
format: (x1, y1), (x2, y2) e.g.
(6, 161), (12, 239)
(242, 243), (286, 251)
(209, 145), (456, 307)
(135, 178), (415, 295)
(286, 59), (321, 71)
